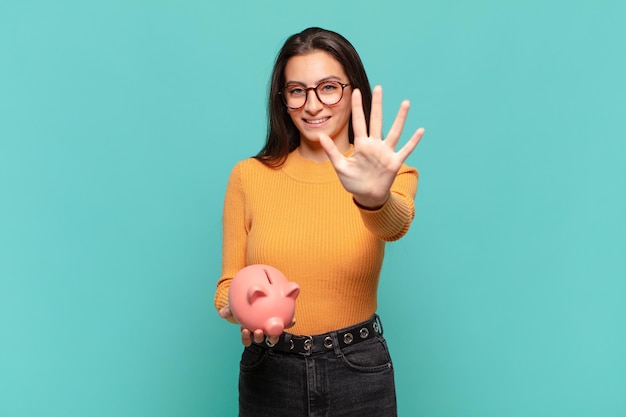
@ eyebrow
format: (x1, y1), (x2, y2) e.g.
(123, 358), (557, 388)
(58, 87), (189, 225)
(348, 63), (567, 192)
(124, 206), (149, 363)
(284, 75), (344, 86)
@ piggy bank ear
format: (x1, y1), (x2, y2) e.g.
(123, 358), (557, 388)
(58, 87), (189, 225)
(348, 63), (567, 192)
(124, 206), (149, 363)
(247, 286), (268, 305)
(283, 282), (300, 299)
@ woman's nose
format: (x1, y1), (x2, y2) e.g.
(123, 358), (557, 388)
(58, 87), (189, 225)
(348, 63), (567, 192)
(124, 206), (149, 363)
(303, 89), (323, 113)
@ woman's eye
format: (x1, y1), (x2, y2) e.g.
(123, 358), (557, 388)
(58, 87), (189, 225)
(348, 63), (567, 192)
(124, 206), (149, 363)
(320, 82), (338, 92)
(288, 87), (305, 96)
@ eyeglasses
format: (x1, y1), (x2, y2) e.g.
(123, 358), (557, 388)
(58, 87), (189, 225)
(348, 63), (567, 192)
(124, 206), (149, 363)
(278, 81), (350, 110)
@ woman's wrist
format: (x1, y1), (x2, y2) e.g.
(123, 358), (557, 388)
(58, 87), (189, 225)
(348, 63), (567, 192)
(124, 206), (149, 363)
(353, 193), (390, 211)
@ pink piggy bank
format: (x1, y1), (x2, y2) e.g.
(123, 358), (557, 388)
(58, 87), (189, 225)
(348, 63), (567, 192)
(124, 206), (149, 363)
(228, 264), (300, 337)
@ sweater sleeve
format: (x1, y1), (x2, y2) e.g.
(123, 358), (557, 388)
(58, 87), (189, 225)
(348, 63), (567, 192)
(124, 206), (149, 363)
(356, 163), (418, 241)
(214, 162), (249, 322)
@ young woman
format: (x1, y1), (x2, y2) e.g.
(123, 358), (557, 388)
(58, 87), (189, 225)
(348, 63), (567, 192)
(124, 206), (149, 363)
(214, 27), (424, 416)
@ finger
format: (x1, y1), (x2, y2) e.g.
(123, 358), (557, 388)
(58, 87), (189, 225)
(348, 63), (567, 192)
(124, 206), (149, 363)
(319, 133), (345, 168)
(350, 89), (367, 139)
(241, 328), (252, 347)
(253, 329), (265, 344)
(396, 127), (425, 163)
(369, 85), (383, 139)
(384, 100), (410, 149)
(268, 335), (280, 345)
(218, 305), (232, 319)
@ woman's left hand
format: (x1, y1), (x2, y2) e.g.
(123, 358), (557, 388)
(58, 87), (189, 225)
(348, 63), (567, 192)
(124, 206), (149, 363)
(319, 86), (424, 209)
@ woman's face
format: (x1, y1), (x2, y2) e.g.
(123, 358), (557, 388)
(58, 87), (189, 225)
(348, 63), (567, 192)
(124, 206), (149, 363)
(283, 50), (352, 154)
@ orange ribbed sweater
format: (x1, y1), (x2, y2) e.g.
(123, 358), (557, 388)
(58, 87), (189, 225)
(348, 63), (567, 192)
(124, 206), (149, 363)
(214, 147), (418, 335)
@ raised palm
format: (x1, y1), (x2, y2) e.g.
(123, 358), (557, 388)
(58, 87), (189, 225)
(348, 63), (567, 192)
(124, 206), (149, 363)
(319, 86), (424, 209)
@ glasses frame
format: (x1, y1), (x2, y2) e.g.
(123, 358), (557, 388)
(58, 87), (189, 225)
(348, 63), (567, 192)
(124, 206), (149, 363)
(278, 81), (351, 110)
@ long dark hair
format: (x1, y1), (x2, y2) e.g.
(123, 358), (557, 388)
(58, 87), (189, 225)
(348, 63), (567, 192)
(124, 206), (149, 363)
(255, 27), (372, 167)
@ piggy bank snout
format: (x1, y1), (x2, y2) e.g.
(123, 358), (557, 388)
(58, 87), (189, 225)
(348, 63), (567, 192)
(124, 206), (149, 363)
(265, 318), (285, 337)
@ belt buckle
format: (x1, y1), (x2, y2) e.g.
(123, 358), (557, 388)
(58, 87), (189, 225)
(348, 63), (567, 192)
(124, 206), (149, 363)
(298, 336), (313, 356)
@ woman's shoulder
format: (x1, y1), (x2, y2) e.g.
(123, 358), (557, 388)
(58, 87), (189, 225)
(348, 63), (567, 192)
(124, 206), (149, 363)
(228, 157), (280, 183)
(231, 157), (275, 173)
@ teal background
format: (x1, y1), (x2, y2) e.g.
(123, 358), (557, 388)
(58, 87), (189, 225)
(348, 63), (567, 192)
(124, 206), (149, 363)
(1, 0), (625, 416)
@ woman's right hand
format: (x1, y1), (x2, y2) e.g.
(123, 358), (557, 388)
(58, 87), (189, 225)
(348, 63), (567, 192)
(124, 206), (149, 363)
(219, 305), (281, 347)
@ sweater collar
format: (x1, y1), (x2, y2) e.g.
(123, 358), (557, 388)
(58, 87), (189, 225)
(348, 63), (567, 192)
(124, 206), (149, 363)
(281, 145), (354, 183)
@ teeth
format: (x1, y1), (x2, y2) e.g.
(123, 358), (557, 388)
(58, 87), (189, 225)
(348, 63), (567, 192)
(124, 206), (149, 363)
(305, 118), (329, 124)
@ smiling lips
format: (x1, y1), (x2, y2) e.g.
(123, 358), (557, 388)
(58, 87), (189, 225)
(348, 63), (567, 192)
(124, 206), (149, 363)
(303, 117), (330, 125)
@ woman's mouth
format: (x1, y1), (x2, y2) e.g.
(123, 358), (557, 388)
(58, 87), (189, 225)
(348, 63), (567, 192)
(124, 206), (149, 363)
(303, 117), (330, 126)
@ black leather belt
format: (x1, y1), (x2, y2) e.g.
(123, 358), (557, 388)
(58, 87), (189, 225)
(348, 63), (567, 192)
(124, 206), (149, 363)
(255, 315), (383, 356)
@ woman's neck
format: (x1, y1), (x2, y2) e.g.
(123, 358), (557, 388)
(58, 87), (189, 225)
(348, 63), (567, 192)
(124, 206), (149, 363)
(298, 136), (350, 163)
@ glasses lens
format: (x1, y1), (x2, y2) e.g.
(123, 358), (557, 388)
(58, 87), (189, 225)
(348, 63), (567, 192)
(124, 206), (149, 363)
(316, 81), (344, 106)
(283, 85), (306, 109)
